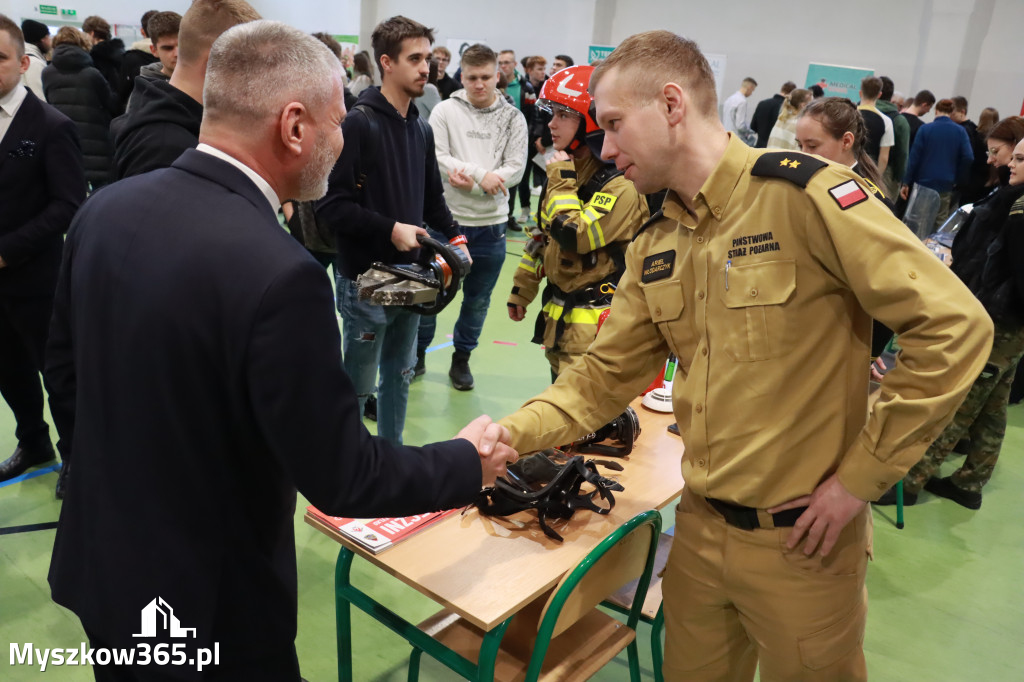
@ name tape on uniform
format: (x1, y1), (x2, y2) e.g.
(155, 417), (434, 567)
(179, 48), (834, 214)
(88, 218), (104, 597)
(642, 251), (675, 283)
(828, 180), (869, 210)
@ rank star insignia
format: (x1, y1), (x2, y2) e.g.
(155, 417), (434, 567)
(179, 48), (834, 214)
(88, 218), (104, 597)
(788, 159), (800, 168)
(779, 158), (790, 167)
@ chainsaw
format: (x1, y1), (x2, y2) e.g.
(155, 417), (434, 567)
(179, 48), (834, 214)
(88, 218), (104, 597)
(355, 234), (471, 316)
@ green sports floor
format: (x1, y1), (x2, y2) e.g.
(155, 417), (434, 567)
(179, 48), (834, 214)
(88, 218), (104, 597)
(2, 234), (1022, 681)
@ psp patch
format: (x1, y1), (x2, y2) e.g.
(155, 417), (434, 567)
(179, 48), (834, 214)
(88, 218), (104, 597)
(641, 250), (675, 283)
(828, 180), (869, 210)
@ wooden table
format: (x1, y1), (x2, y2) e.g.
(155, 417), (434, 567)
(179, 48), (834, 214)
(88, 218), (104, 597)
(305, 398), (684, 680)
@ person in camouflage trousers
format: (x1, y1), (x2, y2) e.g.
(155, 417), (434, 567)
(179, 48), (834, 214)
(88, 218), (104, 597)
(899, 324), (1024, 507)
(877, 159), (1024, 510)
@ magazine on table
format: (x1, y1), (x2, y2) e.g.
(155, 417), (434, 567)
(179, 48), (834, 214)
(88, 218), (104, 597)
(306, 506), (459, 554)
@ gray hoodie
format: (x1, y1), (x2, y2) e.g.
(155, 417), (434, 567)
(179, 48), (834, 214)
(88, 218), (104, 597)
(428, 89), (529, 226)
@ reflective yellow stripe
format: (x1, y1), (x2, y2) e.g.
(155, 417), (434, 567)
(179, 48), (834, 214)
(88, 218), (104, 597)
(541, 302), (606, 325)
(581, 207), (606, 250)
(517, 256), (539, 273)
(542, 300), (564, 320)
(545, 193), (583, 218)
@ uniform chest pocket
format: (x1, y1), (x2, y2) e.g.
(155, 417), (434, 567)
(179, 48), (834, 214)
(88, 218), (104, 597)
(718, 259), (797, 362)
(643, 279), (693, 357)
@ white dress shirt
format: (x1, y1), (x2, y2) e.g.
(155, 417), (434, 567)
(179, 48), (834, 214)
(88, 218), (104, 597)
(196, 143), (281, 213)
(0, 83), (29, 146)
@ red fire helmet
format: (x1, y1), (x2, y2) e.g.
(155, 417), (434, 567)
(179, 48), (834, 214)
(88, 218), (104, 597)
(538, 65), (600, 134)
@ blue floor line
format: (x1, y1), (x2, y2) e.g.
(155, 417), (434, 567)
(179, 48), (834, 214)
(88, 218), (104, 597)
(425, 341), (454, 353)
(0, 462), (61, 489)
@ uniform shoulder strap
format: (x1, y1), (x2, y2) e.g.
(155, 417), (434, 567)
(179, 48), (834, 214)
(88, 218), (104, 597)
(632, 209), (665, 242)
(750, 151), (828, 188)
(578, 164), (624, 204)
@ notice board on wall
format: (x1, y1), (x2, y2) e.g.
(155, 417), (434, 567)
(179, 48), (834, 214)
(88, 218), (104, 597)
(805, 63), (874, 101)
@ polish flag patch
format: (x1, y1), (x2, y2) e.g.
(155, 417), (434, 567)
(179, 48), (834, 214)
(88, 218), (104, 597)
(828, 180), (869, 210)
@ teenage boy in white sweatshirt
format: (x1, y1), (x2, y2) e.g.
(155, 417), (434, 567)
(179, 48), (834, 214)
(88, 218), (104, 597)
(416, 43), (528, 390)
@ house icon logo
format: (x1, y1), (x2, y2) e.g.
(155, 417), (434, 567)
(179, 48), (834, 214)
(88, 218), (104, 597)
(132, 597), (197, 638)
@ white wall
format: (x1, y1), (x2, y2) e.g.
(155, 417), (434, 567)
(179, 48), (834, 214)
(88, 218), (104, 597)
(604, 0), (1023, 122)
(1, 0), (1019, 118)
(0, 0), (358, 38)
(367, 0), (597, 67)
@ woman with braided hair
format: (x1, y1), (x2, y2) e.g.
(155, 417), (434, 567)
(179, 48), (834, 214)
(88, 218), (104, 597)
(796, 96), (895, 358)
(795, 96), (887, 200)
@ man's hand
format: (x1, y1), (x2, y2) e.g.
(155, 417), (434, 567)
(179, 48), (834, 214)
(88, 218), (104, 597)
(455, 242), (472, 265)
(391, 222), (428, 251)
(456, 415), (518, 487)
(448, 169), (474, 191)
(507, 303), (526, 321)
(767, 474), (866, 557)
(547, 150), (571, 166)
(480, 172), (507, 196)
(900, 184), (910, 201)
(534, 139), (546, 155)
(0, 255), (6, 269)
(870, 357), (886, 382)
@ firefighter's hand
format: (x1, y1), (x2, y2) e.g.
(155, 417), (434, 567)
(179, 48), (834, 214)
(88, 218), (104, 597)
(391, 222), (428, 251)
(456, 415), (518, 487)
(448, 168), (474, 191)
(547, 150), (571, 165)
(480, 172), (507, 196)
(456, 243), (472, 265)
(900, 185), (910, 201)
(768, 474), (866, 558)
(507, 303), (526, 321)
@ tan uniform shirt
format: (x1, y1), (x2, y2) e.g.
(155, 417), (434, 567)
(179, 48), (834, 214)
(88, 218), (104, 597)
(509, 154), (648, 306)
(501, 135), (993, 508)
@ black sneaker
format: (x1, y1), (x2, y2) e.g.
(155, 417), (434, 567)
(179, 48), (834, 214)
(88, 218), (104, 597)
(449, 350), (474, 391)
(924, 476), (982, 509)
(507, 217), (523, 232)
(55, 462), (69, 500)
(363, 395), (377, 422)
(414, 349), (426, 377)
(874, 485), (918, 506)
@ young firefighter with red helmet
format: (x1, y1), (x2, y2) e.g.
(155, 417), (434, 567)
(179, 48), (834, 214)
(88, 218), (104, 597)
(507, 64), (649, 379)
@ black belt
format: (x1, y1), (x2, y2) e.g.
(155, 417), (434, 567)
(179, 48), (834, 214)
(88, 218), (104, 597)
(706, 498), (807, 531)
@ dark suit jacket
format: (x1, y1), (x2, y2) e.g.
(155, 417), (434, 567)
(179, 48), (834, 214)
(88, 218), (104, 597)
(46, 149), (481, 671)
(0, 88), (85, 296)
(751, 94), (785, 148)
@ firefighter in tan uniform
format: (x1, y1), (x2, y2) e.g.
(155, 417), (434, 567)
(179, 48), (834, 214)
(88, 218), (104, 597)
(506, 64), (649, 378)
(500, 32), (994, 682)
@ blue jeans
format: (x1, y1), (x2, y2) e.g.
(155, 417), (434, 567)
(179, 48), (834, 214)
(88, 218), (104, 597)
(418, 223), (507, 354)
(336, 275), (419, 444)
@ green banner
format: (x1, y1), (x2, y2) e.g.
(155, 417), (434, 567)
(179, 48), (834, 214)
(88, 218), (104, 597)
(587, 45), (615, 63)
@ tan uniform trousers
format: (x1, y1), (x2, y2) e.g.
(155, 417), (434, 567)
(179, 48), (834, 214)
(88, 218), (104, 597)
(662, 488), (871, 682)
(545, 348), (582, 378)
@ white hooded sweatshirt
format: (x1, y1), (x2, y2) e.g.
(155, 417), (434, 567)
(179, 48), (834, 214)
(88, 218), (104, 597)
(428, 89), (528, 226)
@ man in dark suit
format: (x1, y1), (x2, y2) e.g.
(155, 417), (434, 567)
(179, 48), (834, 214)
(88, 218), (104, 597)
(46, 21), (515, 681)
(751, 80), (795, 148)
(0, 16), (86, 495)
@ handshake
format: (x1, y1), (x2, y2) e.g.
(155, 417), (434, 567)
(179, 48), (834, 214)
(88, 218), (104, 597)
(456, 416), (519, 487)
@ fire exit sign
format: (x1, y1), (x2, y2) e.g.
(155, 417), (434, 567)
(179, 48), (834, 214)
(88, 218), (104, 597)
(61, 9), (76, 16)
(38, 5), (58, 15)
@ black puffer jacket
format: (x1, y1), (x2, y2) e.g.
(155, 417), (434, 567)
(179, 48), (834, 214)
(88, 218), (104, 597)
(42, 44), (119, 188)
(951, 182), (1024, 326)
(89, 37), (125, 106)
